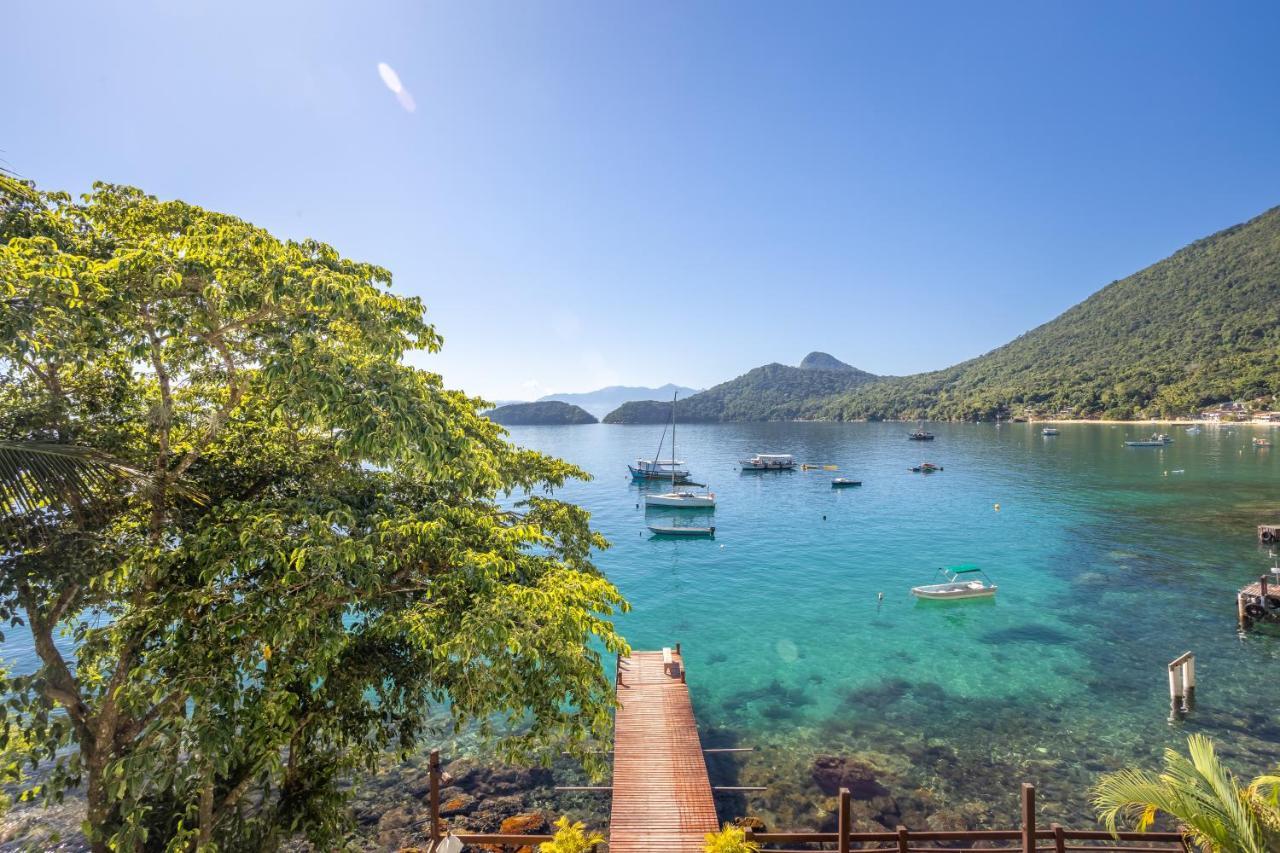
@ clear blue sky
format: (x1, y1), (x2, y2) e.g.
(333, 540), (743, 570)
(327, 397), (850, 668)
(6, 2), (1279, 401)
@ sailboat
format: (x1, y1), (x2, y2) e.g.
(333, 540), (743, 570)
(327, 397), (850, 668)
(645, 392), (715, 509)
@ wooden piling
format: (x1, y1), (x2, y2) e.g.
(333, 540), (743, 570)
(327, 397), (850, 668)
(1051, 822), (1067, 853)
(428, 749), (441, 845)
(838, 788), (851, 853)
(1020, 783), (1035, 853)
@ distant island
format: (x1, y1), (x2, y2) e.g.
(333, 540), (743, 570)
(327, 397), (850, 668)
(536, 383), (700, 419)
(604, 205), (1280, 423)
(486, 400), (598, 425)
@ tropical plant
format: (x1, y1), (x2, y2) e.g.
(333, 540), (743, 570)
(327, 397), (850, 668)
(539, 815), (606, 853)
(0, 178), (628, 851)
(1091, 734), (1280, 853)
(702, 823), (762, 853)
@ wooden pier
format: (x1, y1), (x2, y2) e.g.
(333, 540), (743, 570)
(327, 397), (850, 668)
(609, 648), (718, 852)
(1238, 573), (1280, 630)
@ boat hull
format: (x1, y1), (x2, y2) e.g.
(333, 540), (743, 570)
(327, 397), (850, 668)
(912, 582), (997, 600)
(831, 480), (861, 487)
(644, 493), (716, 509)
(629, 465), (690, 481)
(647, 525), (715, 537)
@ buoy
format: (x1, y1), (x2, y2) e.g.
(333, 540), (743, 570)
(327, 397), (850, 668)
(994, 503), (1000, 511)
(822, 515), (827, 521)
(877, 592), (884, 601)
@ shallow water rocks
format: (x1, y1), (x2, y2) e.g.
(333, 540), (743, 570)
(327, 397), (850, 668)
(439, 790), (477, 816)
(733, 815), (768, 832)
(811, 755), (890, 799)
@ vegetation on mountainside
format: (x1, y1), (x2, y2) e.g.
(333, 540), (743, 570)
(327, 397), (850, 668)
(822, 205), (1280, 421)
(0, 177), (627, 851)
(488, 401), (599, 425)
(604, 360), (879, 423)
(608, 206), (1280, 424)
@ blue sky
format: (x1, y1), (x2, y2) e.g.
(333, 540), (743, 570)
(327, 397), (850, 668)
(5, 2), (1279, 401)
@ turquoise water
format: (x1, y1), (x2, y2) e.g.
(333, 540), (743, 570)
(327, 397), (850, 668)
(507, 421), (1280, 829)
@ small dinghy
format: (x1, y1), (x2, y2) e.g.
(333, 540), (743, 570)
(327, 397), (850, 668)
(912, 565), (997, 600)
(831, 478), (862, 487)
(1041, 427), (1059, 436)
(910, 462), (943, 473)
(647, 524), (715, 537)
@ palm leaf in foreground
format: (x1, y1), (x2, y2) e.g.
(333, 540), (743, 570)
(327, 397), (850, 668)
(0, 441), (203, 531)
(1091, 734), (1280, 853)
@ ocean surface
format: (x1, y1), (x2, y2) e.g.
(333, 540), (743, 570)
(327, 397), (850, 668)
(503, 421), (1280, 829)
(5, 420), (1279, 841)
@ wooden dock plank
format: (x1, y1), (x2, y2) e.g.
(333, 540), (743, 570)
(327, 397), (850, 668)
(609, 650), (718, 852)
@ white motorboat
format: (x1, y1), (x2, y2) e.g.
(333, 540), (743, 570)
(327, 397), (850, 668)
(912, 565), (997, 600)
(1041, 427), (1059, 436)
(740, 453), (796, 471)
(645, 490), (716, 509)
(1185, 426), (1202, 434)
(647, 524), (715, 537)
(1124, 433), (1172, 447)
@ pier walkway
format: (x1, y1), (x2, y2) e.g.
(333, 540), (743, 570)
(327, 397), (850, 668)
(609, 649), (718, 852)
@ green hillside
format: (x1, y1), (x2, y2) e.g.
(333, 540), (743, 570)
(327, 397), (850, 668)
(486, 401), (598, 425)
(823, 205), (1280, 421)
(606, 206), (1280, 424)
(603, 355), (878, 423)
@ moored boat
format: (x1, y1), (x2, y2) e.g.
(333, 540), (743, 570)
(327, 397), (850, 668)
(1041, 427), (1059, 436)
(1124, 433), (1172, 447)
(645, 490), (716, 508)
(910, 462), (943, 473)
(912, 565), (997, 600)
(740, 453), (797, 471)
(831, 478), (861, 487)
(643, 390), (715, 509)
(908, 430), (935, 441)
(629, 458), (690, 481)
(1185, 425), (1202, 434)
(647, 523), (715, 537)
(1255, 437), (1273, 448)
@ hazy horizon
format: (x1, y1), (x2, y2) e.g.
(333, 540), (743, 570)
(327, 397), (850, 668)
(6, 1), (1279, 399)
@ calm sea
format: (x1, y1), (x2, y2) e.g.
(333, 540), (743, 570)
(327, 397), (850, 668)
(505, 421), (1280, 828)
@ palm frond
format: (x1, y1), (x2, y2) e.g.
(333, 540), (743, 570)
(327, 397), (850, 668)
(0, 442), (205, 534)
(1092, 735), (1270, 853)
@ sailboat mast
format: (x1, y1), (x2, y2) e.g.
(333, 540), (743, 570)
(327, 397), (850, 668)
(671, 391), (678, 488)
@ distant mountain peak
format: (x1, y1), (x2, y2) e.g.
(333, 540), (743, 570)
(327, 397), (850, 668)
(799, 352), (857, 372)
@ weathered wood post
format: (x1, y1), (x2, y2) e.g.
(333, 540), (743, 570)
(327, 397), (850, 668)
(675, 642), (681, 655)
(429, 749), (442, 846)
(1263, 574), (1270, 600)
(1021, 783), (1036, 853)
(1051, 822), (1066, 853)
(838, 787), (851, 853)
(1239, 592), (1251, 631)
(896, 824), (910, 853)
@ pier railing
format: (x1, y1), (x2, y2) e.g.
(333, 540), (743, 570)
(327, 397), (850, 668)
(426, 778), (1187, 852)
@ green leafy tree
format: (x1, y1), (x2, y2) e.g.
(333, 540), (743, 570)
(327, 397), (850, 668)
(0, 178), (628, 851)
(1091, 734), (1280, 853)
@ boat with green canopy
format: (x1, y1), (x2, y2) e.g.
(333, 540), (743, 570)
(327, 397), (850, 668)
(911, 564), (998, 600)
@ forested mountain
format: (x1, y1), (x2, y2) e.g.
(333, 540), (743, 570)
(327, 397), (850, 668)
(603, 355), (878, 423)
(486, 401), (598, 425)
(604, 206), (1280, 423)
(821, 205), (1280, 421)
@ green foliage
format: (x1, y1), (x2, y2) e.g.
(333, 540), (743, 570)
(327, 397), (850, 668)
(538, 815), (605, 852)
(611, 208), (1280, 423)
(487, 401), (598, 425)
(604, 361), (879, 423)
(0, 179), (628, 851)
(702, 824), (761, 853)
(1091, 734), (1280, 853)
